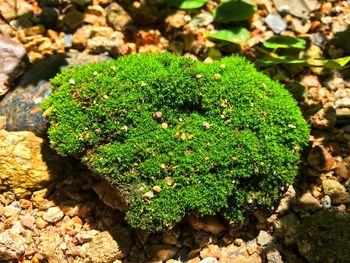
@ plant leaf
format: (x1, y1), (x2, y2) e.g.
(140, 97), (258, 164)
(214, 0), (257, 23)
(209, 28), (250, 44)
(323, 56), (350, 69)
(166, 0), (208, 9)
(263, 36), (307, 49)
(255, 56), (306, 68)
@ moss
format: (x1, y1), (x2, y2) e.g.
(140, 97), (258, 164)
(42, 53), (309, 232)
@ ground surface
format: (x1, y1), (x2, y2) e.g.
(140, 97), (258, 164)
(0, 0), (350, 262)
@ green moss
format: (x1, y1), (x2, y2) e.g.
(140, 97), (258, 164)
(42, 53), (309, 232)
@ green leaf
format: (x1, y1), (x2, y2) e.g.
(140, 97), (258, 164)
(166, 0), (208, 9)
(214, 0), (257, 23)
(263, 36), (307, 49)
(209, 28), (250, 44)
(255, 56), (306, 68)
(323, 56), (350, 69)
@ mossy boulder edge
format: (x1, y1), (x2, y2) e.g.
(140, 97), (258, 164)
(42, 53), (309, 232)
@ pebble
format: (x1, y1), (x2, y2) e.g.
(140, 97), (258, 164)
(200, 244), (221, 259)
(335, 98), (350, 108)
(264, 13), (287, 34)
(256, 230), (273, 246)
(188, 215), (225, 235)
(322, 179), (350, 204)
(149, 244), (178, 261)
(307, 145), (335, 172)
(75, 230), (100, 243)
(20, 214), (35, 228)
(200, 257), (218, 263)
(42, 207), (64, 223)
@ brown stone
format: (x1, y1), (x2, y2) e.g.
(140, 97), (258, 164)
(188, 215), (225, 235)
(0, 130), (61, 197)
(149, 244), (177, 261)
(200, 244), (221, 259)
(322, 179), (350, 204)
(106, 2), (132, 31)
(307, 144), (335, 172)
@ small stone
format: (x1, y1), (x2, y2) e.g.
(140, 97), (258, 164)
(200, 244), (221, 259)
(20, 214), (35, 228)
(335, 98), (350, 108)
(42, 207), (64, 223)
(188, 215), (225, 235)
(266, 248), (283, 263)
(194, 231), (212, 248)
(80, 228), (131, 262)
(149, 244), (177, 261)
(234, 238), (244, 246)
(35, 217), (48, 229)
(322, 179), (350, 204)
(106, 2), (133, 31)
(3, 205), (20, 218)
(257, 230), (273, 246)
(335, 89), (348, 99)
(76, 230), (100, 244)
(202, 122), (210, 129)
(294, 192), (322, 213)
(334, 160), (350, 179)
(162, 226), (180, 245)
(63, 10), (84, 29)
(143, 191), (154, 199)
(214, 74), (221, 80)
(320, 195), (331, 208)
(154, 111), (163, 119)
(165, 10), (187, 28)
(264, 13), (287, 34)
(309, 105), (336, 129)
(153, 185), (161, 193)
(307, 145), (335, 172)
(87, 32), (125, 57)
(273, 0), (319, 18)
(161, 122), (168, 129)
(0, 229), (25, 260)
(200, 257), (218, 263)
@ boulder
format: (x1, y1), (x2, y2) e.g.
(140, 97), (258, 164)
(0, 130), (62, 197)
(0, 34), (27, 96)
(0, 52), (111, 136)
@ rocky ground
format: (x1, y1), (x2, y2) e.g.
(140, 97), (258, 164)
(0, 0), (350, 262)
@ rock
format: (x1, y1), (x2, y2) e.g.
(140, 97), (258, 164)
(0, 228), (25, 260)
(200, 244), (221, 259)
(149, 244), (177, 261)
(0, 34), (27, 96)
(0, 0), (34, 22)
(162, 226), (180, 245)
(273, 212), (300, 246)
(73, 25), (115, 49)
(307, 145), (335, 172)
(70, 0), (91, 6)
(335, 98), (350, 108)
(75, 230), (100, 243)
(319, 195), (331, 208)
(293, 192), (322, 213)
(334, 159), (350, 179)
(42, 207), (64, 223)
(275, 185), (296, 215)
(87, 32), (125, 57)
(273, 0), (319, 18)
(0, 130), (62, 197)
(63, 10), (84, 29)
(106, 2), (132, 31)
(80, 227), (131, 262)
(92, 179), (128, 212)
(322, 179), (350, 204)
(20, 214), (35, 228)
(200, 257), (218, 263)
(309, 105), (336, 129)
(188, 12), (214, 29)
(256, 230), (273, 246)
(266, 248), (283, 263)
(219, 244), (247, 262)
(0, 52), (111, 136)
(264, 13), (287, 34)
(3, 205), (20, 218)
(188, 215), (225, 235)
(165, 10), (187, 28)
(297, 210), (350, 263)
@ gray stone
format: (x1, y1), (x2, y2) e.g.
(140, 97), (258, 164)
(42, 207), (64, 223)
(0, 52), (111, 136)
(322, 179), (350, 204)
(257, 230), (273, 246)
(87, 32), (124, 57)
(264, 13), (287, 34)
(0, 34), (27, 96)
(273, 212), (300, 246)
(273, 0), (319, 18)
(76, 230), (100, 244)
(320, 195), (331, 208)
(297, 210), (350, 263)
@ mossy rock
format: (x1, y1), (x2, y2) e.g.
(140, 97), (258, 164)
(42, 53), (309, 232)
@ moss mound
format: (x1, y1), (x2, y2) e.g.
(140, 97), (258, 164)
(42, 53), (309, 232)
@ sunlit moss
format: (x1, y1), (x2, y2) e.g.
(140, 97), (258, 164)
(42, 53), (309, 232)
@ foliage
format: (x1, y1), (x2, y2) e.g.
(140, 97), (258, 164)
(262, 36), (307, 50)
(208, 27), (250, 45)
(42, 53), (310, 232)
(166, 0), (207, 9)
(213, 0), (257, 23)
